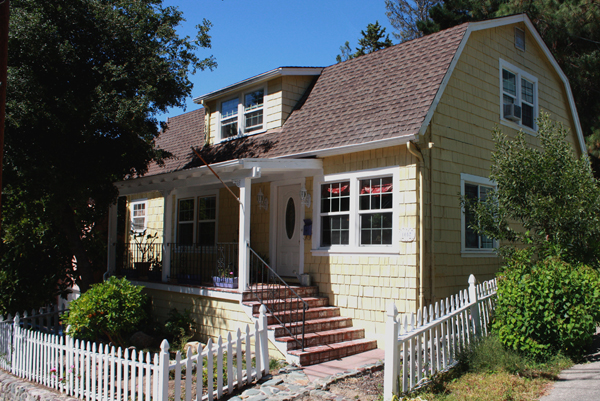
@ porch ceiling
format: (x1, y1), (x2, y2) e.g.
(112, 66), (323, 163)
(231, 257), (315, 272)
(115, 158), (323, 196)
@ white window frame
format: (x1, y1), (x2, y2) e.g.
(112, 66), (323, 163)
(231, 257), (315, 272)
(499, 59), (538, 133)
(130, 199), (148, 233)
(174, 190), (219, 246)
(217, 84), (267, 142)
(460, 173), (498, 257)
(312, 166), (400, 255)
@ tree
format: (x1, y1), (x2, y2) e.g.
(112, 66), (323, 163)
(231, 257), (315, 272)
(385, 0), (440, 42)
(416, 0), (600, 171)
(464, 114), (600, 268)
(336, 21), (393, 63)
(2, 0), (216, 298)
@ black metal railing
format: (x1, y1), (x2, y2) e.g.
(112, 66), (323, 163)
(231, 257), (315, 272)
(248, 244), (309, 351)
(118, 242), (163, 281)
(169, 242), (238, 287)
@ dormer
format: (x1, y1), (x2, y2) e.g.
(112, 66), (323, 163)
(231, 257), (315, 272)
(194, 67), (323, 145)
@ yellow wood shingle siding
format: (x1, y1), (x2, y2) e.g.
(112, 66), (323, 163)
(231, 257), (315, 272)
(429, 23), (582, 301)
(302, 146), (419, 347)
(204, 75), (315, 145)
(144, 288), (284, 358)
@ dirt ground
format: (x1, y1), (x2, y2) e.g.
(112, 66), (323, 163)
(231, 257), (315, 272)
(296, 369), (384, 401)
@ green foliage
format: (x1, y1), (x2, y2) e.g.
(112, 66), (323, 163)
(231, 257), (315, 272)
(164, 308), (195, 352)
(336, 21), (393, 63)
(385, 0), (440, 42)
(4, 0), (216, 293)
(493, 252), (600, 359)
(63, 277), (148, 346)
(0, 186), (74, 315)
(463, 114), (600, 267)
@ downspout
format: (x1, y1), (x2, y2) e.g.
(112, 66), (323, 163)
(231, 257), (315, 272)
(428, 142), (435, 305)
(406, 142), (424, 310)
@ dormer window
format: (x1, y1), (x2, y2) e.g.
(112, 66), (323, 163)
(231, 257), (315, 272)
(218, 87), (266, 140)
(244, 89), (264, 133)
(221, 98), (238, 139)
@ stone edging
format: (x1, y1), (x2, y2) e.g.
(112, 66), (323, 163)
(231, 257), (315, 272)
(0, 370), (78, 401)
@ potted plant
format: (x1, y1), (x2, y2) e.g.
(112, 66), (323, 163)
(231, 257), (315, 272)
(131, 229), (159, 277)
(212, 265), (238, 288)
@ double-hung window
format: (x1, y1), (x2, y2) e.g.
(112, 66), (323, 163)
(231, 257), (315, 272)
(218, 87), (265, 140)
(461, 174), (497, 255)
(176, 195), (217, 246)
(314, 167), (398, 253)
(130, 200), (147, 232)
(500, 59), (538, 131)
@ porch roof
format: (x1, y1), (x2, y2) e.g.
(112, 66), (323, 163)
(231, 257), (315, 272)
(116, 157), (323, 196)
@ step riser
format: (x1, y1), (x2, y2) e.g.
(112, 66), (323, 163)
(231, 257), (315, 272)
(243, 286), (319, 302)
(266, 308), (340, 325)
(272, 318), (352, 337)
(281, 329), (366, 351)
(294, 340), (378, 366)
(249, 298), (328, 314)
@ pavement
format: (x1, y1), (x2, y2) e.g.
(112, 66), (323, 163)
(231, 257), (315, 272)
(228, 348), (385, 400)
(540, 327), (600, 401)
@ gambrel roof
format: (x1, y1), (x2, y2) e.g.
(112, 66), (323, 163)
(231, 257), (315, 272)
(143, 14), (585, 179)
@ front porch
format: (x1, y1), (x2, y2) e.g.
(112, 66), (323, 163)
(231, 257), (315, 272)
(107, 157), (324, 291)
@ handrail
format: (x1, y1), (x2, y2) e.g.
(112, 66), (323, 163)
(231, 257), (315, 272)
(247, 244), (309, 351)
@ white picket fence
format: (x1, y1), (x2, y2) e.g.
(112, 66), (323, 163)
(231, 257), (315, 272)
(384, 274), (497, 400)
(0, 305), (269, 401)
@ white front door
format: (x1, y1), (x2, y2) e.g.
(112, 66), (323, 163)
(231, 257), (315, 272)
(276, 184), (301, 277)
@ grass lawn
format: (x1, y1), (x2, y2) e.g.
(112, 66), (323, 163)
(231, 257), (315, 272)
(399, 334), (573, 401)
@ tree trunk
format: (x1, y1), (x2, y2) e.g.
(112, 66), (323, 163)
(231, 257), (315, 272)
(57, 203), (96, 293)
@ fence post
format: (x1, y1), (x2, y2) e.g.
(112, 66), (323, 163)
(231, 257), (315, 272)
(258, 305), (269, 374)
(159, 339), (170, 401)
(11, 314), (19, 376)
(384, 302), (399, 401)
(468, 275), (481, 337)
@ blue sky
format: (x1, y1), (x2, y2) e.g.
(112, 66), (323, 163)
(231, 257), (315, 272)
(159, 0), (396, 122)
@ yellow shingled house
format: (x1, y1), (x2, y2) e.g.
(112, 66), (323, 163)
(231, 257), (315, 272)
(106, 14), (586, 365)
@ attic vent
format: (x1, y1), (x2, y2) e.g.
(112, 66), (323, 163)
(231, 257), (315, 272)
(504, 103), (522, 121)
(515, 28), (525, 51)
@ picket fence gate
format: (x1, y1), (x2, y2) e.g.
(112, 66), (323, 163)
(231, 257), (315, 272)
(0, 305), (269, 401)
(383, 274), (498, 400)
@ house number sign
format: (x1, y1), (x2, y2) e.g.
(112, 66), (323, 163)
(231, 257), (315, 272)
(400, 227), (416, 242)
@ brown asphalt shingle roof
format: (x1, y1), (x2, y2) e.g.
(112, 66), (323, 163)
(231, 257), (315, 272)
(147, 23), (468, 176)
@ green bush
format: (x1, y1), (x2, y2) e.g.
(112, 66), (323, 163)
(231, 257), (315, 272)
(164, 308), (195, 352)
(64, 277), (148, 346)
(494, 251), (600, 359)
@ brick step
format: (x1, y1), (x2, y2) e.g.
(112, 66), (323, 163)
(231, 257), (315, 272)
(242, 285), (319, 302)
(269, 316), (353, 337)
(244, 296), (328, 314)
(288, 338), (378, 366)
(261, 306), (340, 325)
(275, 327), (366, 351)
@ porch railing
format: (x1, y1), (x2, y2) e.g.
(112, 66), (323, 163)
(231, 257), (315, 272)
(169, 242), (238, 287)
(118, 242), (163, 281)
(248, 245), (308, 351)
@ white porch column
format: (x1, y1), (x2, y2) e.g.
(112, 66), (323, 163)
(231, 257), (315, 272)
(162, 190), (173, 283)
(106, 201), (119, 278)
(238, 177), (251, 290)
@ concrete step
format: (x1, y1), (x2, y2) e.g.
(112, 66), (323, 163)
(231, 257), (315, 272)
(275, 327), (367, 351)
(263, 306), (340, 325)
(269, 316), (353, 337)
(242, 285), (319, 302)
(245, 296), (328, 314)
(287, 338), (378, 366)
